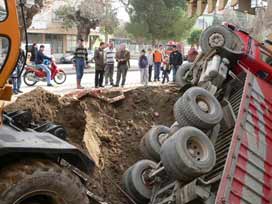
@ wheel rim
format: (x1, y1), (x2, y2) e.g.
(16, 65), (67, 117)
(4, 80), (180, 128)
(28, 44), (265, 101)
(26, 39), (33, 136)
(208, 33), (225, 48)
(196, 96), (210, 113)
(141, 168), (154, 188)
(158, 133), (168, 145)
(24, 72), (37, 85)
(54, 72), (66, 84)
(14, 190), (66, 204)
(187, 138), (208, 162)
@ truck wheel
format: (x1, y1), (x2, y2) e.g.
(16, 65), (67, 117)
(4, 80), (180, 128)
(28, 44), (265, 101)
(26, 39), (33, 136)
(169, 121), (182, 136)
(0, 159), (89, 204)
(200, 25), (232, 54)
(122, 160), (156, 203)
(160, 127), (216, 182)
(174, 87), (223, 130)
(140, 125), (170, 162)
(176, 63), (193, 88)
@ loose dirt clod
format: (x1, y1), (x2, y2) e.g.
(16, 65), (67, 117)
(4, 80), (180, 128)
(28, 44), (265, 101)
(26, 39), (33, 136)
(6, 85), (180, 204)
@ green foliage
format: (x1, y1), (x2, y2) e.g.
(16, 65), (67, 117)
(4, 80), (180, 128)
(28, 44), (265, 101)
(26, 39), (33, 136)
(125, 0), (195, 43)
(100, 3), (119, 35)
(56, 0), (118, 40)
(187, 29), (202, 46)
(55, 4), (76, 28)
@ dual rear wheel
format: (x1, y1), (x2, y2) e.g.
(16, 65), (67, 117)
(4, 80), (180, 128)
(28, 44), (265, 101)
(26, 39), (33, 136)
(0, 159), (89, 204)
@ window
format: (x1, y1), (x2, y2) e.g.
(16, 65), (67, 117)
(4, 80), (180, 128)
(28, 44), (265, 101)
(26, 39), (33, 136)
(260, 49), (272, 66)
(67, 35), (77, 52)
(45, 34), (63, 54)
(0, 0), (7, 21)
(0, 36), (9, 71)
(28, 33), (43, 44)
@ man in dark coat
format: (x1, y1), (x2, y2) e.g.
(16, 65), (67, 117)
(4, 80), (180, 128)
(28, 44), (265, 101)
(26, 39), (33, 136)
(94, 42), (106, 88)
(169, 45), (183, 82)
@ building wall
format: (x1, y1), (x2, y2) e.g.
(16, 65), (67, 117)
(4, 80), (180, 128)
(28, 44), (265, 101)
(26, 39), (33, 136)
(27, 0), (78, 54)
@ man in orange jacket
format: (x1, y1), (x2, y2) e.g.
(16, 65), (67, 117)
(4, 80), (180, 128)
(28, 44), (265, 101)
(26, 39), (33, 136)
(153, 46), (163, 81)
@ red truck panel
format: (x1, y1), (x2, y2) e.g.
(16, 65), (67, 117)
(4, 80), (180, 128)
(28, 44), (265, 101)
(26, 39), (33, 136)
(216, 71), (272, 204)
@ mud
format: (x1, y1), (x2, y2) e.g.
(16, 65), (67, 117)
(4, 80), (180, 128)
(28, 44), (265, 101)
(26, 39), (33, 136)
(6, 85), (180, 204)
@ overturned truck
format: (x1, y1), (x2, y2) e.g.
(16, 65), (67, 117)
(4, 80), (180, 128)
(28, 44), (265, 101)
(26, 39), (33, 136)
(122, 23), (272, 204)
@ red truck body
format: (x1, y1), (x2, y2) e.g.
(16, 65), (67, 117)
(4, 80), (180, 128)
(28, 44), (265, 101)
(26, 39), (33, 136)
(215, 24), (272, 204)
(216, 70), (272, 204)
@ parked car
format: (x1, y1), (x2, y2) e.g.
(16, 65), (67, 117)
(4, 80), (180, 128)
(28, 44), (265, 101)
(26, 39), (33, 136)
(60, 50), (94, 64)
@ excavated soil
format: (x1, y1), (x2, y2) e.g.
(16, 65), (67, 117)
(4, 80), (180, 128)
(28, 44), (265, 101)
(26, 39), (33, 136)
(6, 86), (180, 204)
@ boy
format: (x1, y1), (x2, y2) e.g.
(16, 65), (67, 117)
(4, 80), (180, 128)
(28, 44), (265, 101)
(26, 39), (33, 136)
(162, 55), (171, 84)
(138, 49), (149, 86)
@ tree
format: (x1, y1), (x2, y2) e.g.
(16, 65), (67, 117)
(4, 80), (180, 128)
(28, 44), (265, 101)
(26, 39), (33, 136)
(187, 29), (202, 47)
(252, 0), (272, 39)
(113, 24), (131, 39)
(16, 0), (53, 39)
(123, 0), (195, 44)
(56, 0), (103, 41)
(100, 1), (119, 42)
(56, 0), (118, 42)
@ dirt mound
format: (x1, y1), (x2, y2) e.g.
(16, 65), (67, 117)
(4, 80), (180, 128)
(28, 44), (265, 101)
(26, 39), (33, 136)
(6, 86), (180, 204)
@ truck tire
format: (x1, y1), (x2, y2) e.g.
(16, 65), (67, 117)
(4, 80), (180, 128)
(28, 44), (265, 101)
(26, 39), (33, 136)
(176, 63), (193, 88)
(200, 25), (233, 54)
(160, 127), (216, 182)
(122, 160), (156, 203)
(140, 125), (170, 162)
(169, 121), (182, 136)
(0, 159), (89, 204)
(174, 87), (223, 130)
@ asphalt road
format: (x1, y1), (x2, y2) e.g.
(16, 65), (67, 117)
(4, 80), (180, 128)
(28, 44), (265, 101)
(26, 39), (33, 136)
(20, 69), (174, 95)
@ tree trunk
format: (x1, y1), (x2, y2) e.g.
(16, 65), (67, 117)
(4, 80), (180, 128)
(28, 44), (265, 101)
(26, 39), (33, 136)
(77, 24), (90, 43)
(105, 33), (109, 43)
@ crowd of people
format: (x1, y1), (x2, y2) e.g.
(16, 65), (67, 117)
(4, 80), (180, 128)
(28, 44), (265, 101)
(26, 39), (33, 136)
(10, 39), (199, 94)
(75, 39), (198, 89)
(74, 39), (131, 89)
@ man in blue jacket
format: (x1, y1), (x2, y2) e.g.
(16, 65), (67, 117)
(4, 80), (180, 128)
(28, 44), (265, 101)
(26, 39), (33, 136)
(35, 45), (52, 86)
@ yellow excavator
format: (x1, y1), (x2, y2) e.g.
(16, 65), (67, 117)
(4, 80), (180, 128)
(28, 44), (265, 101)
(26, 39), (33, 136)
(0, 1), (105, 204)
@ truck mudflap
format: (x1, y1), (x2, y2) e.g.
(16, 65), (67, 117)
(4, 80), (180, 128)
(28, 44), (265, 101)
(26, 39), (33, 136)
(216, 70), (272, 204)
(0, 125), (95, 175)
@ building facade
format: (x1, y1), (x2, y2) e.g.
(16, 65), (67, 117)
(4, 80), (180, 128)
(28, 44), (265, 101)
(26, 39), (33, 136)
(27, 0), (101, 54)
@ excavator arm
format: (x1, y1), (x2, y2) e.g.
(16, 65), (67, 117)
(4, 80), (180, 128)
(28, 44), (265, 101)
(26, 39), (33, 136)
(0, 0), (20, 101)
(187, 0), (260, 17)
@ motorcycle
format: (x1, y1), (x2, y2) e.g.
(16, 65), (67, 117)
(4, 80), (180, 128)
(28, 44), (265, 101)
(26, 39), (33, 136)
(23, 58), (67, 86)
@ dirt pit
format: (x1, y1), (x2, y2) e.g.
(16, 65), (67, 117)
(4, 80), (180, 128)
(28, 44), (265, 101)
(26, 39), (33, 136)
(6, 85), (180, 204)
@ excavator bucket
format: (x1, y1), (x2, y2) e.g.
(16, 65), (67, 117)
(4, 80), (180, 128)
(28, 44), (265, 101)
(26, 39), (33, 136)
(208, 0), (217, 13)
(187, 0), (197, 17)
(234, 0), (256, 14)
(218, 0), (229, 10)
(197, 0), (207, 16)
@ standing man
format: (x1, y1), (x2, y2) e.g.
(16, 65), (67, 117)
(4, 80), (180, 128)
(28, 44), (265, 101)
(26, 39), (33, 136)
(35, 45), (53, 86)
(104, 41), (115, 86)
(169, 45), (183, 82)
(115, 44), (130, 87)
(147, 48), (153, 82)
(73, 39), (88, 89)
(94, 42), (106, 88)
(30, 43), (38, 65)
(153, 46), (163, 81)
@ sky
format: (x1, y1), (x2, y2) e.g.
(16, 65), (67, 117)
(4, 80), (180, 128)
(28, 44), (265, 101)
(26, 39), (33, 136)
(113, 1), (130, 22)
